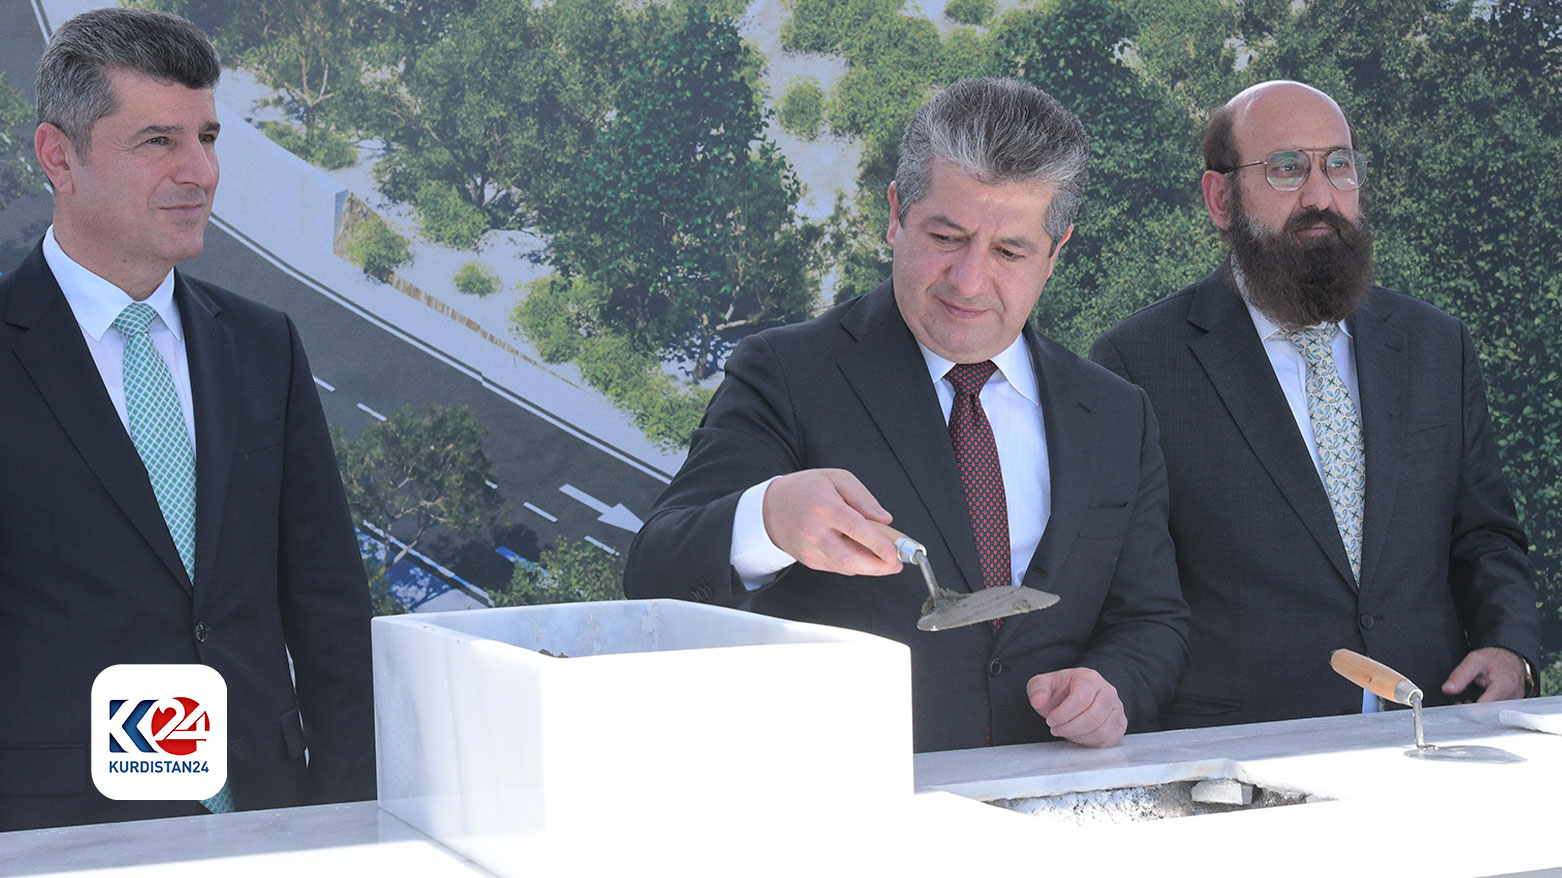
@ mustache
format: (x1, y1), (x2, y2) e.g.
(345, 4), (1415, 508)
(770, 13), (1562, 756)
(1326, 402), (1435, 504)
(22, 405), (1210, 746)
(1285, 208), (1352, 236)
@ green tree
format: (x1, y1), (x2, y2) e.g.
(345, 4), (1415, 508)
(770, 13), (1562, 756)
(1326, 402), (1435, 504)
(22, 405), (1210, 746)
(333, 403), (503, 600)
(364, 0), (657, 231)
(984, 0), (1213, 352)
(778, 77), (827, 139)
(544, 4), (820, 379)
(944, 0), (994, 27)
(227, 0), (373, 154)
(0, 72), (40, 213)
(491, 538), (627, 607)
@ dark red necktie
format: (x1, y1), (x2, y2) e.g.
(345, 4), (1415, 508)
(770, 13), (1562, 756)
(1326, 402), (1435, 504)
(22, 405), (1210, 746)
(946, 361), (1010, 594)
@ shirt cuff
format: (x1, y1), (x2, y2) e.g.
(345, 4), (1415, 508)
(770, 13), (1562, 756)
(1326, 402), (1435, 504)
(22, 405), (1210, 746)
(731, 476), (796, 590)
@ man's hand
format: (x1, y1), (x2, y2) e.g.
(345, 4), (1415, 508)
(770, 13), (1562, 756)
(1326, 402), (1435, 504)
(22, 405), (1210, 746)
(1026, 667), (1127, 748)
(1441, 646), (1527, 702)
(762, 469), (901, 577)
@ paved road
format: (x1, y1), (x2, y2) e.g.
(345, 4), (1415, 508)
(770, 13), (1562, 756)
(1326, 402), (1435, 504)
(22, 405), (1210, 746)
(0, 3), (671, 595)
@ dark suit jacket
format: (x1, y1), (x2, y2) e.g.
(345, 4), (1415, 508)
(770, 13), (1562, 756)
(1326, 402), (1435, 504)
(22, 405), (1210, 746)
(0, 243), (375, 830)
(1090, 269), (1541, 729)
(624, 282), (1189, 752)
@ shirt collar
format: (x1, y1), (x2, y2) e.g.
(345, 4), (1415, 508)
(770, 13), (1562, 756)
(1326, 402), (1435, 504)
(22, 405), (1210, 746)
(1232, 263), (1353, 344)
(43, 225), (182, 343)
(916, 331), (1040, 406)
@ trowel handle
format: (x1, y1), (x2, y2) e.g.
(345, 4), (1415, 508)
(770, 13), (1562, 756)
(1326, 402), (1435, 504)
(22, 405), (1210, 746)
(869, 522), (926, 565)
(1330, 649), (1423, 706)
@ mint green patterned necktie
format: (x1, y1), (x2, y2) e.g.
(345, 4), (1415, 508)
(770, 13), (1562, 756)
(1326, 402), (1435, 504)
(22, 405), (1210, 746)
(114, 303), (197, 582)
(1284, 326), (1365, 582)
(113, 304), (234, 815)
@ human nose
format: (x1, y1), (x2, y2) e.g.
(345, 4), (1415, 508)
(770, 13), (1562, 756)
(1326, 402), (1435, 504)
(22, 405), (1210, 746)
(175, 139), (219, 189)
(1297, 156), (1334, 210)
(943, 245), (991, 298)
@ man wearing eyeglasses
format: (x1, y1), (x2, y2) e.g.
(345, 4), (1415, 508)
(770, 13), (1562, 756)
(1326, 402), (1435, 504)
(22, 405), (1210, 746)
(1090, 80), (1540, 728)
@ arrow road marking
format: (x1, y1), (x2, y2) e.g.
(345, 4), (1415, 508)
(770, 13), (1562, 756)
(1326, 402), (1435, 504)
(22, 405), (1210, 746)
(559, 484), (644, 533)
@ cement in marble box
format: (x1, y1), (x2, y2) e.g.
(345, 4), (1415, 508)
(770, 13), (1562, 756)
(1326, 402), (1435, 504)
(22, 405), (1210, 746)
(372, 599), (913, 868)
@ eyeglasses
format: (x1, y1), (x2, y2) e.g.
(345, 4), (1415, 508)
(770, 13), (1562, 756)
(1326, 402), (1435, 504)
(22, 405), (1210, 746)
(1221, 148), (1368, 192)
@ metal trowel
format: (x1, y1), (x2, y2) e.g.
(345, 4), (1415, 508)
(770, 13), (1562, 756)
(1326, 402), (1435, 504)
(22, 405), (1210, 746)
(1329, 649), (1525, 764)
(874, 523), (1060, 631)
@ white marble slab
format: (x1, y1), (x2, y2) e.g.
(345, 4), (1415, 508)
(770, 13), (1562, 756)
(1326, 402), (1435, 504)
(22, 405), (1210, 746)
(371, 599), (912, 877)
(8, 699), (1562, 877)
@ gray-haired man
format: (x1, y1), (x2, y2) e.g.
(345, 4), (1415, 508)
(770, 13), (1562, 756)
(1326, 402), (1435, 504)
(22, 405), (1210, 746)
(626, 78), (1189, 752)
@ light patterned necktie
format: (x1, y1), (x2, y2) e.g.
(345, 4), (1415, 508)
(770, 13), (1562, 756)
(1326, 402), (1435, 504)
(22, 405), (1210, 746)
(115, 303), (197, 581)
(113, 304), (233, 814)
(1283, 326), (1365, 582)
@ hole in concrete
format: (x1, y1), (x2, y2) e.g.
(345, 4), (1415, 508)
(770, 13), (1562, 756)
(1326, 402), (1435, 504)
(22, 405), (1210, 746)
(987, 779), (1320, 826)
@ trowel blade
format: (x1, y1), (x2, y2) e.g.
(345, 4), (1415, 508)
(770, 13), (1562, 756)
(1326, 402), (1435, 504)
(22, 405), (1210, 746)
(1405, 744), (1525, 764)
(917, 585), (1060, 632)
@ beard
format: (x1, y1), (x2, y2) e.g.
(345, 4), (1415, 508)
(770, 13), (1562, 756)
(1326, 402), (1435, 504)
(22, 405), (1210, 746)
(1224, 186), (1375, 328)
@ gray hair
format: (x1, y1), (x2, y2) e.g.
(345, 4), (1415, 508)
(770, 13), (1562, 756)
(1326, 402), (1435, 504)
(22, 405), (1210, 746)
(35, 7), (220, 151)
(895, 77), (1088, 252)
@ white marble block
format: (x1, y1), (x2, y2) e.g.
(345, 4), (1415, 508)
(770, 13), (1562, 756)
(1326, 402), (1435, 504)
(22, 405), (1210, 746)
(372, 599), (913, 875)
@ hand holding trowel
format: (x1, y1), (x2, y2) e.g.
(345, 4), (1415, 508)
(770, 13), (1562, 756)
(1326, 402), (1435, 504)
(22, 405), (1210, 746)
(873, 522), (1059, 631)
(1329, 649), (1524, 763)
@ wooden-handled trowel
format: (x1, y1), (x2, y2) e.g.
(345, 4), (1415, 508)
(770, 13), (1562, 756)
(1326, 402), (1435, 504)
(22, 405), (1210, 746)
(874, 523), (1059, 631)
(1329, 649), (1524, 763)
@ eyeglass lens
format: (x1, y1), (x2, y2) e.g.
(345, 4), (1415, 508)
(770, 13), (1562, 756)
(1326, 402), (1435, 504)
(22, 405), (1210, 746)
(1265, 149), (1364, 191)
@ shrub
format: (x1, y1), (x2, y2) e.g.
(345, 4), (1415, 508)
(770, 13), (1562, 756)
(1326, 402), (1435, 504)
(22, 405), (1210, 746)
(943, 0), (994, 26)
(778, 77), (827, 139)
(453, 260), (501, 297)
(413, 180), (490, 249)
(513, 275), (602, 363)
(259, 120), (357, 170)
(343, 215), (411, 281)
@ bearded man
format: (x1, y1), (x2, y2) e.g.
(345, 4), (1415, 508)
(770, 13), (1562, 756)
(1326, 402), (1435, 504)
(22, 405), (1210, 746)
(1090, 80), (1540, 728)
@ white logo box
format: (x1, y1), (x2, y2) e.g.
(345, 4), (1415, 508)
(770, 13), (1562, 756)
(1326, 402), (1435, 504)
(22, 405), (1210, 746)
(371, 599), (913, 876)
(90, 663), (227, 801)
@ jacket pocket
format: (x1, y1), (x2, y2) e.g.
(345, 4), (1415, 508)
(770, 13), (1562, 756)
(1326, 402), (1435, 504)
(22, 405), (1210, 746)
(234, 419), (285, 456)
(0, 745), (87, 795)
(1167, 692), (1241, 719)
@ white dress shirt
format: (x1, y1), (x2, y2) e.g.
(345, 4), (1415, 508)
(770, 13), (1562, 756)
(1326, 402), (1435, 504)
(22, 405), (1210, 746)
(731, 332), (1050, 590)
(43, 225), (198, 450)
(1237, 273), (1375, 712)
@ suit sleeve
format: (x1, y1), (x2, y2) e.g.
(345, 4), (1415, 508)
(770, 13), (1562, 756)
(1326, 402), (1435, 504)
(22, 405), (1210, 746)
(1077, 386), (1191, 731)
(274, 315), (376, 803)
(1448, 325), (1542, 675)
(624, 333), (804, 605)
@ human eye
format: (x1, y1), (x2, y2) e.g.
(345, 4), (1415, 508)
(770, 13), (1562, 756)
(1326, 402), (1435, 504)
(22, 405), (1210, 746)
(996, 247), (1024, 262)
(1266, 152), (1306, 179)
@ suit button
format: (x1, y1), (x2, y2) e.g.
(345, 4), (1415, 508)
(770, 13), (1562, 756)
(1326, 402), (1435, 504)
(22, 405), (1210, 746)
(195, 622), (209, 642)
(988, 658), (1006, 677)
(1358, 613), (1375, 630)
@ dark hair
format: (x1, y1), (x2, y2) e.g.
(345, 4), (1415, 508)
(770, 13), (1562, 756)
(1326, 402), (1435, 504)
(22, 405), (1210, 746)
(895, 77), (1088, 250)
(35, 7), (220, 150)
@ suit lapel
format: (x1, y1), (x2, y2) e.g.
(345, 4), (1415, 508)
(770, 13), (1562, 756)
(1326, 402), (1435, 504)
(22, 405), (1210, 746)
(5, 246), (193, 593)
(1186, 273), (1357, 587)
(837, 284), (982, 593)
(177, 273), (238, 596)
(1021, 329), (1091, 595)
(1349, 292), (1406, 594)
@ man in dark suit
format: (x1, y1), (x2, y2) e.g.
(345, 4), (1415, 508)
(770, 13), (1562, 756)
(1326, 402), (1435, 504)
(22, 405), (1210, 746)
(0, 8), (374, 830)
(1091, 80), (1541, 729)
(624, 78), (1189, 753)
